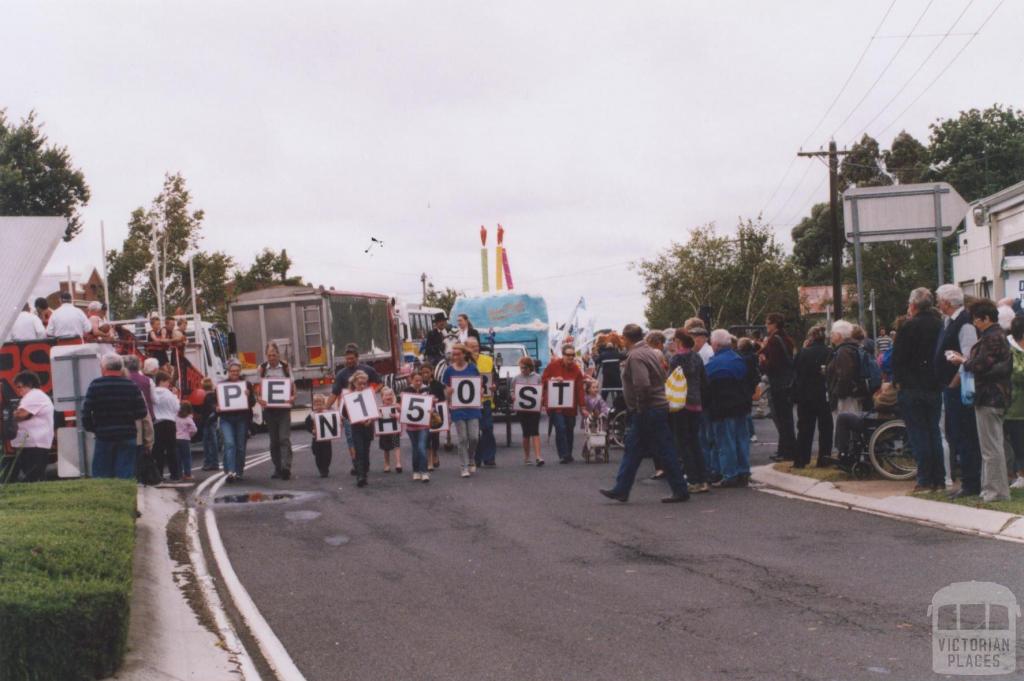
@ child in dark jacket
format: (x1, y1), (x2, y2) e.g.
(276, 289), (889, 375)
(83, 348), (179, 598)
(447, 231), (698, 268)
(304, 394), (334, 477)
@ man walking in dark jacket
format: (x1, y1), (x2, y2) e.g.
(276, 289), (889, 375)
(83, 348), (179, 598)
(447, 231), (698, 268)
(82, 354), (149, 479)
(600, 324), (689, 504)
(759, 313), (796, 461)
(792, 325), (833, 468)
(892, 287), (945, 492)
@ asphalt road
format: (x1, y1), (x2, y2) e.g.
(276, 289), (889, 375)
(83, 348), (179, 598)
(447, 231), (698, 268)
(205, 417), (1024, 681)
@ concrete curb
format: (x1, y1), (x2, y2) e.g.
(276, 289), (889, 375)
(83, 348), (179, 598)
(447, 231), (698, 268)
(751, 464), (1024, 543)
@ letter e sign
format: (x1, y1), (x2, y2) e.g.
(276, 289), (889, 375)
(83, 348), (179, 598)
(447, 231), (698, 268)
(261, 378), (292, 408)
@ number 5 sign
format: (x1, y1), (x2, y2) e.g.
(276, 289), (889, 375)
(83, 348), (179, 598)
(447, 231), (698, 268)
(400, 393), (434, 427)
(343, 388), (380, 424)
(450, 376), (482, 409)
(546, 379), (575, 410)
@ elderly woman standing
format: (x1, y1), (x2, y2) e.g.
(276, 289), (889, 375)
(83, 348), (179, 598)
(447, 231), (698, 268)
(826, 320), (866, 418)
(949, 300), (1012, 502)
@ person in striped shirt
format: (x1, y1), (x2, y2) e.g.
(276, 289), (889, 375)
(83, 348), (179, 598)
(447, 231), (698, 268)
(82, 354), (149, 479)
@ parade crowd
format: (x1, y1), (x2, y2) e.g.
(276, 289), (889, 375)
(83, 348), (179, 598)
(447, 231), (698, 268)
(4, 287), (1024, 509)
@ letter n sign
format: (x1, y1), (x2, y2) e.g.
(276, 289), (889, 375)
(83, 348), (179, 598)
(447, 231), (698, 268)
(314, 411), (342, 440)
(217, 381), (249, 411)
(546, 379), (574, 410)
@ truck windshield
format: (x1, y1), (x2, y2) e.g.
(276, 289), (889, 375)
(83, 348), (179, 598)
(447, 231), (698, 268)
(495, 346), (525, 367)
(329, 295), (392, 357)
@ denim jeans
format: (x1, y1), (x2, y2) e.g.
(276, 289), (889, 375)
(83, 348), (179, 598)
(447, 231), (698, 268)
(220, 417), (249, 477)
(93, 438), (137, 479)
(202, 418), (222, 469)
(475, 402), (497, 465)
(898, 388), (945, 487)
(712, 415), (751, 481)
(550, 412), (577, 462)
(176, 440), (192, 477)
(408, 429), (429, 473)
(944, 387), (980, 493)
(612, 408), (688, 498)
(699, 411), (718, 476)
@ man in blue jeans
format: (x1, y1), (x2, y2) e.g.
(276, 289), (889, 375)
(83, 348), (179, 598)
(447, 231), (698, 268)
(81, 354), (149, 479)
(600, 324), (689, 503)
(542, 342), (589, 463)
(705, 329), (758, 487)
(892, 287), (946, 492)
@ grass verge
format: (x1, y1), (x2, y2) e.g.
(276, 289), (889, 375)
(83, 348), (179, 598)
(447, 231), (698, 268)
(772, 461), (851, 483)
(915, 488), (1024, 515)
(0, 479), (137, 681)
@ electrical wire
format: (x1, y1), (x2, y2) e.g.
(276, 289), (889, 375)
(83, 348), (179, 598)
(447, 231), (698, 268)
(831, 0), (936, 138)
(766, 161), (815, 226)
(874, 0), (1006, 139)
(851, 0), (977, 142)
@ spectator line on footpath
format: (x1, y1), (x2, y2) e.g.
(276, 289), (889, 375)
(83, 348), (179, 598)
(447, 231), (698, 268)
(752, 464), (1024, 544)
(190, 446), (311, 681)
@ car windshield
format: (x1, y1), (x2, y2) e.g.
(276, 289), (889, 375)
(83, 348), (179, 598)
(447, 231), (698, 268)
(495, 346), (525, 367)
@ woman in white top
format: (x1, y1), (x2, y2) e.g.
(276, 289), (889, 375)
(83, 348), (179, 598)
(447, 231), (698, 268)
(4, 371), (55, 482)
(152, 371), (183, 480)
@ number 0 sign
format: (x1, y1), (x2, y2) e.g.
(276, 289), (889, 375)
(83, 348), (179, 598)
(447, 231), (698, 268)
(451, 376), (482, 409)
(343, 388), (380, 424)
(546, 379), (575, 410)
(513, 384), (542, 412)
(400, 393), (434, 427)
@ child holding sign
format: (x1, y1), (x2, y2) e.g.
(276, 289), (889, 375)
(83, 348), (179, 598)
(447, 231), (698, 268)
(378, 387), (402, 473)
(347, 370), (374, 488)
(442, 344), (481, 478)
(512, 356), (544, 466)
(304, 394), (334, 478)
(402, 372), (432, 482)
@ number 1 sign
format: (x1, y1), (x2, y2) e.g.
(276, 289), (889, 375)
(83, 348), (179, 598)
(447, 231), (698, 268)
(343, 388), (379, 424)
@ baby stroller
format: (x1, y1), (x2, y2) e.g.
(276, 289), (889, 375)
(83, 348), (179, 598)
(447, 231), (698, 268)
(581, 412), (610, 464)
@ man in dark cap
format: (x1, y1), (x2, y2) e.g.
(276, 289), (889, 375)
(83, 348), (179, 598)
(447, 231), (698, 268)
(423, 312), (449, 365)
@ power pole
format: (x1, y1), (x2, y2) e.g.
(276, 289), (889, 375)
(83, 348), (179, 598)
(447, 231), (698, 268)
(798, 141), (850, 319)
(420, 272), (428, 304)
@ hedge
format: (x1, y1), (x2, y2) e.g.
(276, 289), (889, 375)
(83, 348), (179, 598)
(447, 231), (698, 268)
(0, 480), (137, 681)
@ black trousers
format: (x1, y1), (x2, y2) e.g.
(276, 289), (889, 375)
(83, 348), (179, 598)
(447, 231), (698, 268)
(795, 399), (833, 467)
(770, 385), (797, 457)
(351, 424), (372, 482)
(0, 447), (49, 482)
(671, 409), (706, 484)
(312, 442), (333, 475)
(154, 421), (179, 479)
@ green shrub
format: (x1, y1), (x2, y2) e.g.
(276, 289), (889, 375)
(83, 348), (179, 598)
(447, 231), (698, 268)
(0, 480), (137, 681)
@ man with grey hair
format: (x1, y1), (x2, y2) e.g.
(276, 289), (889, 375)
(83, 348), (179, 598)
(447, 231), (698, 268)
(826, 320), (866, 417)
(599, 323), (689, 503)
(704, 328), (758, 487)
(81, 354), (149, 478)
(934, 284), (981, 499)
(892, 287), (946, 492)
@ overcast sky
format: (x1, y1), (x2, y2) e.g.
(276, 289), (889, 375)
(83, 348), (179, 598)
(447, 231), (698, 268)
(3, 0), (1022, 329)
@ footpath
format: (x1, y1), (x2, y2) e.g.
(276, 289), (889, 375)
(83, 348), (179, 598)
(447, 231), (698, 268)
(106, 485), (241, 681)
(752, 464), (1024, 543)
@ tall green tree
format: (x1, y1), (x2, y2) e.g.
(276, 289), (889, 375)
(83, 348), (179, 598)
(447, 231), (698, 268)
(107, 173), (236, 321)
(926, 104), (1024, 201)
(884, 130), (929, 184)
(234, 248), (303, 294)
(639, 219), (800, 329)
(0, 110), (90, 240)
(424, 281), (462, 315)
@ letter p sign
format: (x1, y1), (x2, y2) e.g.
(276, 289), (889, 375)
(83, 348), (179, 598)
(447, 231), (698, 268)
(217, 381), (249, 411)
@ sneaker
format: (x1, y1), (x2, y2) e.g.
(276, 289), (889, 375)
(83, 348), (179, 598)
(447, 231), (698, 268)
(182, 474), (194, 481)
(469, 465), (477, 473)
(524, 459), (533, 465)
(357, 478), (367, 488)
(690, 482), (710, 493)
(750, 434), (758, 443)
(461, 469), (471, 478)
(421, 473), (430, 483)
(281, 469), (291, 481)
(536, 459), (545, 467)
(1011, 476), (1024, 490)
(712, 477), (741, 488)
(413, 472), (422, 481)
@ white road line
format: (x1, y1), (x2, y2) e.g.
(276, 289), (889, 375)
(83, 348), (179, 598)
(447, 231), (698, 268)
(201, 444), (311, 681)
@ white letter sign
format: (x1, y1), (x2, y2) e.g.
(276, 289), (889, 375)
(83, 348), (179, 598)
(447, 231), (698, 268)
(431, 402), (450, 433)
(374, 405), (402, 437)
(216, 381), (249, 412)
(343, 388), (380, 424)
(546, 379), (575, 410)
(450, 376), (482, 409)
(313, 411), (342, 440)
(261, 378), (292, 409)
(514, 383), (542, 413)
(400, 393), (433, 427)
